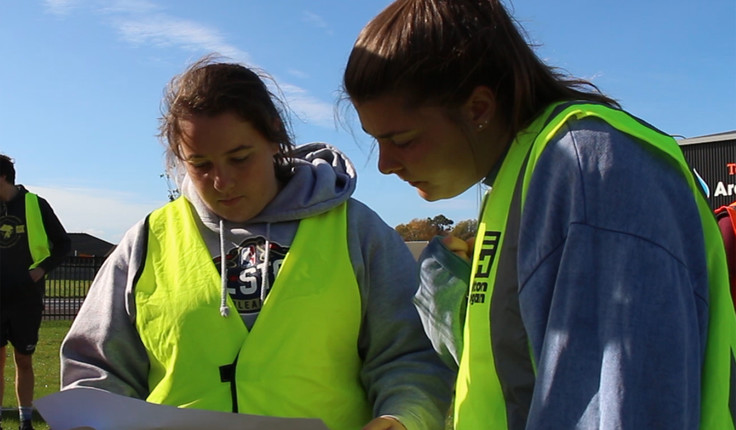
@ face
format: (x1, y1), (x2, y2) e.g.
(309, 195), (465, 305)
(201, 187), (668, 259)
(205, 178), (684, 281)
(355, 95), (494, 201)
(0, 175), (11, 202)
(177, 112), (281, 222)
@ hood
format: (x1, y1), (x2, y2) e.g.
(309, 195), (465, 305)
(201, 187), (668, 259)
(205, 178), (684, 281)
(177, 142), (357, 317)
(180, 142), (357, 230)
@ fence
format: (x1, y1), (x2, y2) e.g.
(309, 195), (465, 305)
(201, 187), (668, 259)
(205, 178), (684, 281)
(44, 255), (106, 320)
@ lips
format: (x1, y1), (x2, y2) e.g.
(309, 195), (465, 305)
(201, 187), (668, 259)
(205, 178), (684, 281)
(398, 175), (416, 185)
(219, 196), (242, 206)
(398, 174), (429, 190)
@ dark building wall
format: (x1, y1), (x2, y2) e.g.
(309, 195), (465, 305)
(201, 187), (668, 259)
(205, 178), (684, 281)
(680, 136), (736, 210)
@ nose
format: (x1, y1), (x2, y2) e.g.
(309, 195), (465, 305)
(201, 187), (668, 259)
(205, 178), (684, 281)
(377, 144), (402, 175)
(212, 165), (233, 192)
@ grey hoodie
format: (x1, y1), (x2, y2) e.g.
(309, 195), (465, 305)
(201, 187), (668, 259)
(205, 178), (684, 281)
(60, 143), (453, 429)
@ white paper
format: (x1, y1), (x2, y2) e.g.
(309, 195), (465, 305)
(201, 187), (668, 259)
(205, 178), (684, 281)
(34, 387), (329, 430)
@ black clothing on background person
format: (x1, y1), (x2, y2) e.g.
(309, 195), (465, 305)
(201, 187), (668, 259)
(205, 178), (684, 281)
(0, 184), (71, 308)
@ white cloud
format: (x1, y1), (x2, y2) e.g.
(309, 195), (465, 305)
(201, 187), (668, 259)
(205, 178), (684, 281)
(302, 11), (327, 29)
(45, 0), (157, 16)
(43, 0), (81, 15)
(113, 16), (250, 62)
(30, 185), (166, 244)
(279, 83), (336, 128)
(43, 0), (334, 129)
(101, 0), (159, 15)
(302, 11), (333, 36)
(287, 69), (310, 80)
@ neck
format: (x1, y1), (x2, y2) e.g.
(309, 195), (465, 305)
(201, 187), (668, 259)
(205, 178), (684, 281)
(474, 121), (513, 181)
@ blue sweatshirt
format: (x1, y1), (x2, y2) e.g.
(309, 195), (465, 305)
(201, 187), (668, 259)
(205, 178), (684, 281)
(416, 116), (708, 428)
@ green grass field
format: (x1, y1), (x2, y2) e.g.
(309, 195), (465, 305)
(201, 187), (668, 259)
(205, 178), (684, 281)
(2, 319), (454, 430)
(2, 319), (72, 430)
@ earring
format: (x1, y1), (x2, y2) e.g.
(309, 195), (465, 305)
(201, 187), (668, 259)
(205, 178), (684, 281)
(477, 120), (489, 130)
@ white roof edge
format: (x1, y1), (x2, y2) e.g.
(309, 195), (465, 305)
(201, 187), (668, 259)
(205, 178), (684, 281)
(677, 130), (736, 145)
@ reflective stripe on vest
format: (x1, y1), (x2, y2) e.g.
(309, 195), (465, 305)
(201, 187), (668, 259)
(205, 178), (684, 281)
(135, 198), (372, 430)
(26, 192), (50, 269)
(454, 102), (736, 429)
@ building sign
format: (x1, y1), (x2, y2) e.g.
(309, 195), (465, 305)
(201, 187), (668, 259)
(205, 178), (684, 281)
(679, 134), (736, 210)
(713, 162), (736, 199)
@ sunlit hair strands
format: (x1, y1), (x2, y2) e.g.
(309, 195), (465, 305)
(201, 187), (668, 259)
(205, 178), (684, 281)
(159, 55), (296, 184)
(343, 0), (619, 139)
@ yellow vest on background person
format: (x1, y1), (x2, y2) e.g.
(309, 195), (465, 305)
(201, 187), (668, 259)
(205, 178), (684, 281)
(25, 192), (50, 269)
(454, 102), (736, 429)
(135, 197), (372, 430)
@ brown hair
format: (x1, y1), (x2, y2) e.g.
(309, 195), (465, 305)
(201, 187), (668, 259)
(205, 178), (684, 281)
(159, 55), (295, 181)
(343, 0), (619, 138)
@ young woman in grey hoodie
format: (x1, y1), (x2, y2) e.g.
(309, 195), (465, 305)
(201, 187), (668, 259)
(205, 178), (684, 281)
(60, 56), (453, 430)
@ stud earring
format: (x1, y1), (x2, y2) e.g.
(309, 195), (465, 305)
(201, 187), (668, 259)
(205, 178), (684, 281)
(477, 120), (489, 130)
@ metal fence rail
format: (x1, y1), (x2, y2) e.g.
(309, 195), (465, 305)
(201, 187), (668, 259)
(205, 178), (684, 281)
(44, 255), (106, 320)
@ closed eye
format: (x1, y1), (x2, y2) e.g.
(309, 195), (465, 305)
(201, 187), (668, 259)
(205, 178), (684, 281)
(377, 137), (414, 148)
(392, 137), (414, 148)
(231, 155), (249, 163)
(187, 160), (211, 171)
(367, 127), (419, 149)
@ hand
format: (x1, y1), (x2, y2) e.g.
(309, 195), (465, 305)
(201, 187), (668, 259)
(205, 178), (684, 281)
(362, 415), (407, 430)
(29, 267), (46, 282)
(442, 234), (475, 261)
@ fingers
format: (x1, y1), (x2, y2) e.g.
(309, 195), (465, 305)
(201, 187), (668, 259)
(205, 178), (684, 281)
(361, 416), (407, 430)
(442, 235), (473, 261)
(466, 236), (475, 250)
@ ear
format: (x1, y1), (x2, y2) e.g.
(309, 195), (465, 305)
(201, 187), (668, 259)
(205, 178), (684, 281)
(462, 85), (496, 132)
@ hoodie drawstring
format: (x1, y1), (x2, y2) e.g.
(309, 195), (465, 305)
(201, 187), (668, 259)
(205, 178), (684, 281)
(261, 223), (271, 305)
(219, 219), (230, 317)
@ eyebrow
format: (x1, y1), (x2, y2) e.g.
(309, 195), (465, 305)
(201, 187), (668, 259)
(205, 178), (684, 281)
(184, 144), (252, 160)
(362, 127), (414, 140)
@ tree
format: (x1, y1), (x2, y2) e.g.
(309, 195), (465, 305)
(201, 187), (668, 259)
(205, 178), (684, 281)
(395, 218), (441, 241)
(429, 214), (454, 234)
(451, 219), (478, 240)
(395, 216), (478, 242)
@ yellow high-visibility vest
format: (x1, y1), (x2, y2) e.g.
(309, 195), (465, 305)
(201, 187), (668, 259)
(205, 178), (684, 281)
(25, 192), (50, 269)
(455, 102), (736, 429)
(135, 198), (372, 430)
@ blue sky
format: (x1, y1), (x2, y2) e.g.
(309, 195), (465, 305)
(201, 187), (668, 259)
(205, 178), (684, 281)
(1, 0), (734, 243)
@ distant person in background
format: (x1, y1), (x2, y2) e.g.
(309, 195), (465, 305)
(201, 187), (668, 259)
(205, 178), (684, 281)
(60, 56), (453, 430)
(342, 0), (736, 428)
(0, 154), (71, 430)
